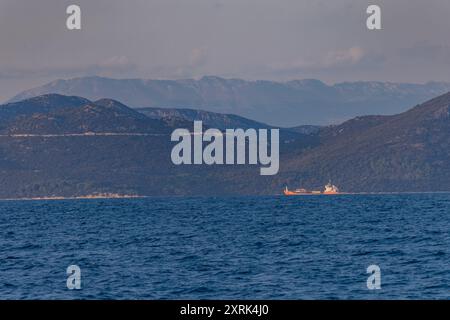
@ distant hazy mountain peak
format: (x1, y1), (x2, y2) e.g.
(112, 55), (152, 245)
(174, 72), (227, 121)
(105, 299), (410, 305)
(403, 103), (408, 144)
(287, 79), (327, 87)
(199, 75), (227, 82)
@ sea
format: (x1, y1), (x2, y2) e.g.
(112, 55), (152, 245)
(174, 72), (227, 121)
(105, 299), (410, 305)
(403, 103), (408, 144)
(0, 194), (449, 299)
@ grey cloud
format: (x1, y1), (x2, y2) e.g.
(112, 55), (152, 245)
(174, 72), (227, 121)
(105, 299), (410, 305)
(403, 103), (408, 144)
(0, 57), (137, 80)
(1, 0), (450, 99)
(264, 47), (386, 80)
(397, 42), (450, 63)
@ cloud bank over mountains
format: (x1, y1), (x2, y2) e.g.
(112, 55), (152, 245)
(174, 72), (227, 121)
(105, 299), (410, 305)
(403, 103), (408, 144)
(1, 0), (450, 100)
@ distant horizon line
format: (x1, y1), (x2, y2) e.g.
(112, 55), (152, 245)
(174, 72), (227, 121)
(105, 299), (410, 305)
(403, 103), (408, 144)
(41, 75), (450, 86)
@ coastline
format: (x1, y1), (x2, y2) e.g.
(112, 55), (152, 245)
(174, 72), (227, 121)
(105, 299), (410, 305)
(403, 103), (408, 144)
(0, 194), (147, 201)
(2, 191), (450, 201)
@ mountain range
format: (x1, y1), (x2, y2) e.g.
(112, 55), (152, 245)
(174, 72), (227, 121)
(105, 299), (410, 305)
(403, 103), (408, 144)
(0, 90), (450, 198)
(8, 76), (450, 127)
(0, 95), (176, 135)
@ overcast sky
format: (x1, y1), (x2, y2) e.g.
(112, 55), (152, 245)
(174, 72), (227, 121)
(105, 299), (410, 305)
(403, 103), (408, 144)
(1, 0), (450, 101)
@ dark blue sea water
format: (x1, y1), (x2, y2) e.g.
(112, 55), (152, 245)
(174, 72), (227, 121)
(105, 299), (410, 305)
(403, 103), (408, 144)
(0, 194), (449, 299)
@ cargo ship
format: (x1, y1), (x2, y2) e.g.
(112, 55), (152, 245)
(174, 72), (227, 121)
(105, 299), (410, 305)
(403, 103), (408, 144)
(283, 181), (340, 196)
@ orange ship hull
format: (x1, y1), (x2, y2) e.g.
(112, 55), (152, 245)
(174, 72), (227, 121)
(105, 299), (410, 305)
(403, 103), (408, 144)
(284, 191), (340, 196)
(284, 190), (305, 196)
